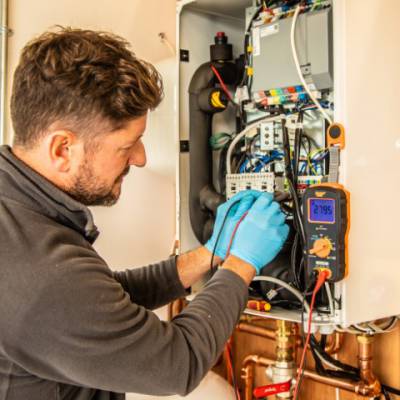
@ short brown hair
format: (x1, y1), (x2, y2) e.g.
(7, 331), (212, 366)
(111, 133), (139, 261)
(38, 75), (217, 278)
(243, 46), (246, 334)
(11, 27), (163, 148)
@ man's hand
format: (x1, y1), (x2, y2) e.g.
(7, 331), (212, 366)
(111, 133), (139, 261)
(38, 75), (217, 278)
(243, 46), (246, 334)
(230, 193), (289, 274)
(177, 191), (288, 288)
(205, 190), (261, 260)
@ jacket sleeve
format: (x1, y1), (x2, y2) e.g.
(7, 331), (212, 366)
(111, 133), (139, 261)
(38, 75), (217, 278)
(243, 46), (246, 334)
(113, 257), (187, 310)
(5, 248), (248, 396)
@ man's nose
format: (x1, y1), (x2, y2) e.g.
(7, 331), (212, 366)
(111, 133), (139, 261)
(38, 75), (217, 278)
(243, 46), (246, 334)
(129, 140), (146, 167)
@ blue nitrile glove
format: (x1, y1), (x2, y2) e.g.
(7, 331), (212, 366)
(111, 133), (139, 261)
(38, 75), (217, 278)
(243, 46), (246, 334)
(230, 193), (289, 274)
(205, 190), (262, 259)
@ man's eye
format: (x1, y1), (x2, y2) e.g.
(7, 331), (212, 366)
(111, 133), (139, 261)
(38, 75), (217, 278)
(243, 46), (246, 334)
(121, 145), (133, 152)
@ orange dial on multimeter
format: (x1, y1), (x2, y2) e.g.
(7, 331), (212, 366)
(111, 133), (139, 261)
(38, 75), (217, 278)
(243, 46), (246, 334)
(302, 184), (350, 283)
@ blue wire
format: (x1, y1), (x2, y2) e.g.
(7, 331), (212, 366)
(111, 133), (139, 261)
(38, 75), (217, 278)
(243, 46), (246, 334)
(239, 151), (284, 174)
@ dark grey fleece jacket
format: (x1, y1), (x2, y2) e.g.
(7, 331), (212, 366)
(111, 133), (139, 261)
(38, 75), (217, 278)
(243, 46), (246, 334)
(0, 146), (248, 400)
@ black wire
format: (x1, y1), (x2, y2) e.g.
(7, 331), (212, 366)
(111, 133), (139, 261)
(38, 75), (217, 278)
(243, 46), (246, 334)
(310, 335), (359, 374)
(281, 115), (306, 288)
(291, 232), (300, 288)
(210, 200), (241, 272)
(382, 385), (400, 396)
(293, 112), (303, 185)
(287, 179), (306, 246)
(282, 119), (293, 182)
(381, 387), (392, 400)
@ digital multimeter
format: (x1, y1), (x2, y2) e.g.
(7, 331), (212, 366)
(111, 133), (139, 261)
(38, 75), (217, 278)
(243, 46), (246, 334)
(302, 184), (350, 282)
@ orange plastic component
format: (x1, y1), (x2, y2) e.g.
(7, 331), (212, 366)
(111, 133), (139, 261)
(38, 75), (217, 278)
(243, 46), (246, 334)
(310, 238), (332, 258)
(327, 123), (345, 149)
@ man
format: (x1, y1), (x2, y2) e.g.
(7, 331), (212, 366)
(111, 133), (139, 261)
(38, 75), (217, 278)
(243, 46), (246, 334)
(0, 28), (289, 399)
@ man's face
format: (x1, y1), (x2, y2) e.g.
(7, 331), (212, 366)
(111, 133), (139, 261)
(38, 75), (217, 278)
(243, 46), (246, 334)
(66, 115), (147, 206)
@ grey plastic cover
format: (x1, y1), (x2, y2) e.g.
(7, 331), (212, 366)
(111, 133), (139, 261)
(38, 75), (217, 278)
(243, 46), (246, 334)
(251, 7), (333, 92)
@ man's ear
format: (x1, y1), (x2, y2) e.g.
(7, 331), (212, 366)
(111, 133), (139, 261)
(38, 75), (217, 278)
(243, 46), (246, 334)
(47, 130), (78, 173)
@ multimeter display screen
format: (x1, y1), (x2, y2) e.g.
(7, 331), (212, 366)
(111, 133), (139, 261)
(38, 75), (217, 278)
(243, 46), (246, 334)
(309, 198), (335, 223)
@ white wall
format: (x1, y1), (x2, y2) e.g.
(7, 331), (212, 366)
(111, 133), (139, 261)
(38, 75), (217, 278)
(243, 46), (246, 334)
(92, 57), (177, 269)
(6, 0), (178, 268)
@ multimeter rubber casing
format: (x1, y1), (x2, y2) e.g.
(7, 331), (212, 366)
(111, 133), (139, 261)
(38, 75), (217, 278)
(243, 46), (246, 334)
(302, 184), (350, 283)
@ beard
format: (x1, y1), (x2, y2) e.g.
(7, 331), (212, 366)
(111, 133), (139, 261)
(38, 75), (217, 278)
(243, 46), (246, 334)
(65, 159), (130, 207)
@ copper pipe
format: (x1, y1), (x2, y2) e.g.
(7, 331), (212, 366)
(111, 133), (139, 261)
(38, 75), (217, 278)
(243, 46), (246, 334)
(237, 321), (302, 347)
(240, 354), (384, 399)
(324, 332), (344, 355)
(237, 322), (276, 340)
(240, 315), (268, 323)
(241, 355), (275, 400)
(302, 369), (358, 392)
(356, 334), (381, 397)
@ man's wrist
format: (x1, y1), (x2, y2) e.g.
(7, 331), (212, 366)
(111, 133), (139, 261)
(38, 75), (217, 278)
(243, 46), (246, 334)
(176, 247), (222, 289)
(222, 255), (256, 286)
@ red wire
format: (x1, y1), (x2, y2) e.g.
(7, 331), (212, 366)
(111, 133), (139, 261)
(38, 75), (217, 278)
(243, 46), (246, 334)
(211, 64), (233, 102)
(226, 211), (249, 256)
(292, 270), (330, 399)
(225, 340), (241, 400)
(221, 214), (249, 400)
(224, 345), (233, 384)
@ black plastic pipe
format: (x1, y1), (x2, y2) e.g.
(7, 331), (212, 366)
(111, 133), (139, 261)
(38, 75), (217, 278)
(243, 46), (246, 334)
(188, 61), (237, 243)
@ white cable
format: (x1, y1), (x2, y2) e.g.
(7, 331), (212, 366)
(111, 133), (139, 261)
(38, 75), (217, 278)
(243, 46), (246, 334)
(368, 317), (398, 334)
(324, 282), (335, 318)
(290, 5), (333, 125)
(335, 325), (364, 335)
(226, 115), (283, 174)
(336, 316), (398, 334)
(252, 275), (310, 313)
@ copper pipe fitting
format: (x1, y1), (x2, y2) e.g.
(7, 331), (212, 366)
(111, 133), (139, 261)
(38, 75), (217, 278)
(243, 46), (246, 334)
(241, 355), (275, 400)
(324, 332), (344, 355)
(236, 321), (302, 347)
(276, 320), (295, 363)
(356, 334), (381, 397)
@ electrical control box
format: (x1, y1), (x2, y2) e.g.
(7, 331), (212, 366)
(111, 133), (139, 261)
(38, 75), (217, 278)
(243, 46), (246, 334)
(176, 0), (400, 328)
(251, 6), (333, 93)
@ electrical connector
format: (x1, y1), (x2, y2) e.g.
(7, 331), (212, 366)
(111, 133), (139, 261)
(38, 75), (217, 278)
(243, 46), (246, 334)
(314, 267), (332, 281)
